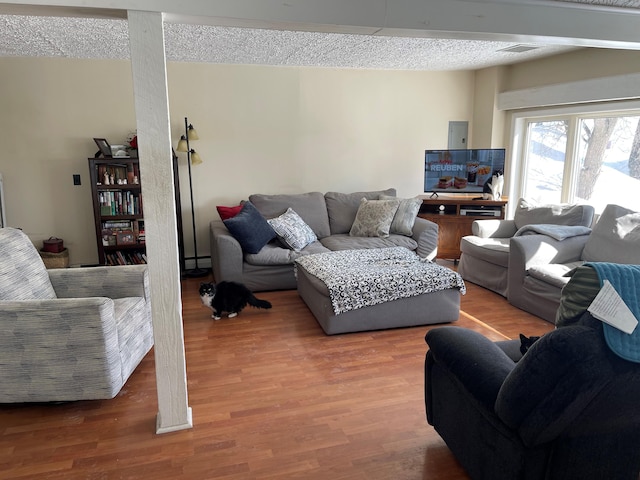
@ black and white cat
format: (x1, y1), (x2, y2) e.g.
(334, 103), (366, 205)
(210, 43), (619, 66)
(519, 333), (541, 355)
(483, 170), (503, 200)
(199, 281), (272, 320)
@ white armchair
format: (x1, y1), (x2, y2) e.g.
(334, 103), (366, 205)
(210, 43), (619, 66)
(458, 199), (595, 297)
(0, 227), (153, 402)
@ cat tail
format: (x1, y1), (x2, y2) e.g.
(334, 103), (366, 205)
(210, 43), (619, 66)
(248, 294), (272, 310)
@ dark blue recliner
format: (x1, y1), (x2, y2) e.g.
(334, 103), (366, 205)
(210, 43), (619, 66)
(425, 320), (640, 479)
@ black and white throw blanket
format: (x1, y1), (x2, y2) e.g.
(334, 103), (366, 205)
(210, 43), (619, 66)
(295, 247), (465, 315)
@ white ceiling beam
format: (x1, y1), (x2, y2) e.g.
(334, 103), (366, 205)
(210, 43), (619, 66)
(1, 0), (640, 48)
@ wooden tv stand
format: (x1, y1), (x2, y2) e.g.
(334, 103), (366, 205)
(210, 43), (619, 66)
(418, 194), (508, 262)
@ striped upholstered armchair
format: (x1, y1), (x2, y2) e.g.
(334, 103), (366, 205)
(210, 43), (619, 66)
(0, 227), (153, 402)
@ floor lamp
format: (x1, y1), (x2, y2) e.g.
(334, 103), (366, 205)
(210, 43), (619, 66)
(176, 117), (208, 278)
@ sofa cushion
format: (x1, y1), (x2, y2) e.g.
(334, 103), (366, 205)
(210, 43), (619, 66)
(244, 242), (309, 266)
(216, 204), (243, 220)
(527, 261), (584, 289)
(249, 192), (330, 239)
(319, 233), (418, 251)
(380, 194), (421, 236)
(514, 198), (594, 230)
(223, 201), (276, 254)
(350, 198), (400, 238)
(325, 188), (396, 234)
(0, 228), (57, 300)
(582, 204), (640, 264)
(267, 207), (318, 251)
(459, 236), (510, 267)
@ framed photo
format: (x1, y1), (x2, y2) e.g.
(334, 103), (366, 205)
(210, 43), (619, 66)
(93, 138), (112, 158)
(116, 231), (136, 245)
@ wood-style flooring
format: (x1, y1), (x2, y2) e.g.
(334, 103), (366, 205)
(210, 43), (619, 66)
(1, 261), (554, 479)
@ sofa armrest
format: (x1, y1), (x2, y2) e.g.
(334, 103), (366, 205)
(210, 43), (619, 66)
(472, 219), (517, 238)
(210, 219), (245, 284)
(508, 233), (588, 287)
(412, 216), (439, 260)
(507, 234), (589, 312)
(425, 327), (516, 414)
(48, 265), (149, 300)
(0, 298), (122, 401)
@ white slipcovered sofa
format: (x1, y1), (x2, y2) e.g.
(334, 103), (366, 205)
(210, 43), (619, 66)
(508, 204), (640, 322)
(458, 198), (595, 297)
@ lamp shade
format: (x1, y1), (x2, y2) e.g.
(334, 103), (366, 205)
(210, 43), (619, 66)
(190, 150), (203, 165)
(176, 135), (188, 152)
(187, 124), (199, 141)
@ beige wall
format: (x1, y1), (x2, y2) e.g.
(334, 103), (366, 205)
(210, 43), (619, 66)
(0, 57), (137, 266)
(472, 66), (507, 149)
(0, 57), (475, 266)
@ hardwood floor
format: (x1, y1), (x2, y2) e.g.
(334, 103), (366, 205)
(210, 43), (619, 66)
(1, 263), (553, 479)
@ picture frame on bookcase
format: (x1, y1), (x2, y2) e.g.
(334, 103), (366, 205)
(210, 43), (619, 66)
(116, 231), (136, 245)
(93, 138), (112, 158)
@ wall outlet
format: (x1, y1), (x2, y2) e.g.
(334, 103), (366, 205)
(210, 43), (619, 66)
(73, 174), (81, 185)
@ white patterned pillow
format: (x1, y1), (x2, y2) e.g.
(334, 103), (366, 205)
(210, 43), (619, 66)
(349, 198), (400, 238)
(380, 194), (422, 236)
(267, 208), (317, 251)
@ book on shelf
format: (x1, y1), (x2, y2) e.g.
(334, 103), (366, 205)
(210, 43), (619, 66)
(105, 250), (147, 266)
(98, 191), (142, 216)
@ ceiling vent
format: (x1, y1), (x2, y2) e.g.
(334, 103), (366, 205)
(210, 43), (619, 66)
(498, 44), (540, 53)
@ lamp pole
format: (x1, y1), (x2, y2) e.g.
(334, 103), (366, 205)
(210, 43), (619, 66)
(182, 117), (207, 278)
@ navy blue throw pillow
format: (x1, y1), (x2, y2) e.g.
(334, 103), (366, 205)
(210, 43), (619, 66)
(223, 201), (276, 254)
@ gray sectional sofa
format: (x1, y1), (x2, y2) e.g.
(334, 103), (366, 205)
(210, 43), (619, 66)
(210, 188), (439, 291)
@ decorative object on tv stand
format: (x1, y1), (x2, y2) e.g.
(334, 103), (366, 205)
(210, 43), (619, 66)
(176, 117), (207, 278)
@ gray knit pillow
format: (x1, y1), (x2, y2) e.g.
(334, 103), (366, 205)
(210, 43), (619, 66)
(349, 198), (400, 238)
(380, 195), (421, 236)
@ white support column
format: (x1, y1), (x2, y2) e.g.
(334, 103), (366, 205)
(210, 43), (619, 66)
(127, 10), (192, 434)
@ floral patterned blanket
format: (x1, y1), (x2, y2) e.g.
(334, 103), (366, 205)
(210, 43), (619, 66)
(295, 247), (465, 315)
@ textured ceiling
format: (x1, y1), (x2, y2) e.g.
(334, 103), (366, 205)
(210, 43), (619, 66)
(0, 16), (581, 71)
(0, 0), (639, 71)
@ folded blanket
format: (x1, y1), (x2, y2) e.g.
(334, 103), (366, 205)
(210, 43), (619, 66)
(587, 262), (640, 363)
(295, 247), (465, 315)
(514, 224), (592, 241)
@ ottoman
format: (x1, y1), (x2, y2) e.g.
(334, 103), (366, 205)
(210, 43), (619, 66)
(295, 247), (464, 335)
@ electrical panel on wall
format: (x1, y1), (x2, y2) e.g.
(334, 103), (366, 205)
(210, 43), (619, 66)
(448, 121), (468, 149)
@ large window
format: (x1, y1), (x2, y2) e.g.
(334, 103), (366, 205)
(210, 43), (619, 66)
(514, 108), (640, 214)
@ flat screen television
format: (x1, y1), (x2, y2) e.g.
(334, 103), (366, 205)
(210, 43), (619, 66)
(424, 148), (505, 194)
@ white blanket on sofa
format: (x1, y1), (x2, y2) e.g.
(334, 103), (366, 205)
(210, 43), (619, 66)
(295, 247), (465, 315)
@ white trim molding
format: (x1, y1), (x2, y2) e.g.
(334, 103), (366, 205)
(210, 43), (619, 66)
(498, 73), (640, 111)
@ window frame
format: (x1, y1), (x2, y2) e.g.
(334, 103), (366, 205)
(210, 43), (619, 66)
(507, 99), (640, 217)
